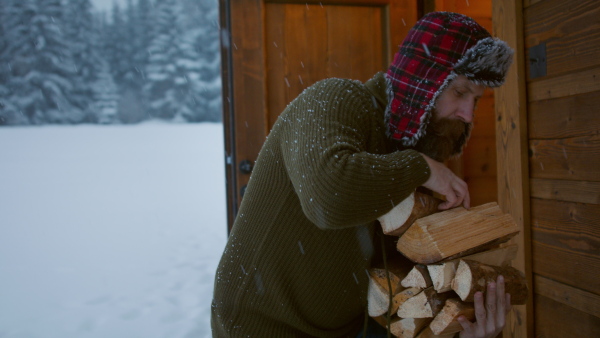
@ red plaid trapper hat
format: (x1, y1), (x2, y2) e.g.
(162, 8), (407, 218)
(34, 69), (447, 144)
(386, 12), (513, 146)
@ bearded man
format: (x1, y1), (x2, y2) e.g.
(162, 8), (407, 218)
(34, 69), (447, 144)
(212, 11), (514, 338)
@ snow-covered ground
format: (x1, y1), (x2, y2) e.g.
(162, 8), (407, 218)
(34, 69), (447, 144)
(0, 123), (227, 338)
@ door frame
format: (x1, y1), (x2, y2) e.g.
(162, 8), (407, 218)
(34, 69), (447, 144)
(492, 0), (533, 336)
(218, 0), (534, 335)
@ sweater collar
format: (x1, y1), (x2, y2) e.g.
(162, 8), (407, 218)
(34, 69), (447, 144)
(364, 72), (388, 111)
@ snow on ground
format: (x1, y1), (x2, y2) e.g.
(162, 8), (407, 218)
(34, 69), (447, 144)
(0, 123), (227, 338)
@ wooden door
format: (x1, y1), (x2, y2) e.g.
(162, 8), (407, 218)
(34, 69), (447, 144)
(219, 0), (418, 230)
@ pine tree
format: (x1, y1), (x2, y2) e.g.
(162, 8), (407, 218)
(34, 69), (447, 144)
(180, 0), (222, 122)
(64, 0), (105, 122)
(102, 4), (129, 86)
(132, 0), (155, 87)
(93, 60), (119, 124)
(2, 0), (81, 124)
(144, 0), (204, 121)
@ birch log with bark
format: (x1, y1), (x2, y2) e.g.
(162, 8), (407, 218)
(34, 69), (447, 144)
(367, 257), (414, 317)
(427, 244), (518, 292)
(401, 264), (433, 289)
(378, 191), (442, 236)
(451, 259), (529, 304)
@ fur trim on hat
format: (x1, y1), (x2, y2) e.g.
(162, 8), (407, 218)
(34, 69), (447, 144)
(454, 37), (514, 87)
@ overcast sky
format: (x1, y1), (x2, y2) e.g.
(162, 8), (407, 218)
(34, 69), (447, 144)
(91, 0), (128, 13)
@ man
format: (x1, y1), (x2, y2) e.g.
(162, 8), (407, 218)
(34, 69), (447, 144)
(212, 12), (514, 338)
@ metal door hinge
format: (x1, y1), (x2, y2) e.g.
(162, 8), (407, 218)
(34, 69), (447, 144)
(529, 42), (547, 79)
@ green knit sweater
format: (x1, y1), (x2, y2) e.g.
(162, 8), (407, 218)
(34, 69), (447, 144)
(211, 72), (431, 337)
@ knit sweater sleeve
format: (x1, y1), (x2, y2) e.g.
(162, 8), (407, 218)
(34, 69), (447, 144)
(277, 78), (431, 230)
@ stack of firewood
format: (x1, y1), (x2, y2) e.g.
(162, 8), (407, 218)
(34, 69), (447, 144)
(368, 191), (529, 337)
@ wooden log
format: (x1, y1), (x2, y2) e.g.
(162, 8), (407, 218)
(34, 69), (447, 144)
(401, 264), (433, 289)
(396, 202), (519, 264)
(429, 298), (475, 335)
(368, 276), (392, 317)
(451, 259), (529, 304)
(397, 287), (449, 318)
(379, 190), (442, 236)
(367, 258), (414, 317)
(390, 317), (431, 338)
(428, 244), (518, 293)
(391, 287), (422, 315)
(415, 326), (455, 338)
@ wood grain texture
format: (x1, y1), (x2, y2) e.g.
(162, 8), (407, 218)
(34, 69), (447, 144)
(493, 0), (533, 336)
(265, 3), (385, 129)
(534, 295), (600, 337)
(524, 0), (600, 78)
(451, 259), (529, 304)
(531, 197), (600, 271)
(528, 66), (600, 102)
(534, 274), (600, 319)
(530, 178), (600, 204)
(396, 203), (519, 264)
(528, 90), (600, 139)
(529, 134), (600, 181)
(462, 137), (497, 178)
(464, 176), (498, 207)
(230, 0), (268, 207)
(523, 0), (543, 8)
(532, 241), (600, 295)
(429, 298), (475, 335)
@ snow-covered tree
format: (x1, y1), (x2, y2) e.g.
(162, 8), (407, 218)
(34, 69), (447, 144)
(2, 0), (82, 124)
(64, 0), (106, 122)
(175, 0), (221, 122)
(92, 60), (119, 124)
(102, 4), (129, 86)
(143, 0), (205, 121)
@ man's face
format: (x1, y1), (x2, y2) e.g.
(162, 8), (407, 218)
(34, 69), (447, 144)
(434, 75), (485, 124)
(412, 76), (485, 162)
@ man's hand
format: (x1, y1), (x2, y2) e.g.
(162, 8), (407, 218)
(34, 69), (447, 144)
(421, 153), (470, 210)
(457, 275), (512, 338)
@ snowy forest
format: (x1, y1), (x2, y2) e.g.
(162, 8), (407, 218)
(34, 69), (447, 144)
(0, 0), (221, 126)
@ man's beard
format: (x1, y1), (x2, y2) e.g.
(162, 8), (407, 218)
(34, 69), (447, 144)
(411, 115), (471, 162)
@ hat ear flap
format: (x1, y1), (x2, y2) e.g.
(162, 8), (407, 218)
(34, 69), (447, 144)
(453, 37), (514, 87)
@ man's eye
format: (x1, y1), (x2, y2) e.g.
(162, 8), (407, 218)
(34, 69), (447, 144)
(454, 90), (464, 97)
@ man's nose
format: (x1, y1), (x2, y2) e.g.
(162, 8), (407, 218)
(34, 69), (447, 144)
(456, 101), (475, 123)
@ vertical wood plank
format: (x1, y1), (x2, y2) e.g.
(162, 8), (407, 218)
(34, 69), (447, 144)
(219, 0), (238, 230)
(492, 0), (533, 336)
(221, 0), (269, 229)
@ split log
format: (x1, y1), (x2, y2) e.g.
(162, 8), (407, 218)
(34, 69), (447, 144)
(396, 202), (519, 264)
(397, 287), (450, 318)
(401, 264), (433, 289)
(391, 287), (422, 314)
(390, 317), (431, 338)
(428, 244), (518, 293)
(429, 298), (475, 335)
(368, 276), (392, 317)
(379, 191), (442, 236)
(451, 259), (529, 304)
(367, 257), (414, 317)
(415, 326), (455, 338)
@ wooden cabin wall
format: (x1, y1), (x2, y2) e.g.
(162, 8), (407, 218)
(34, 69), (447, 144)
(431, 0), (497, 207)
(523, 0), (600, 335)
